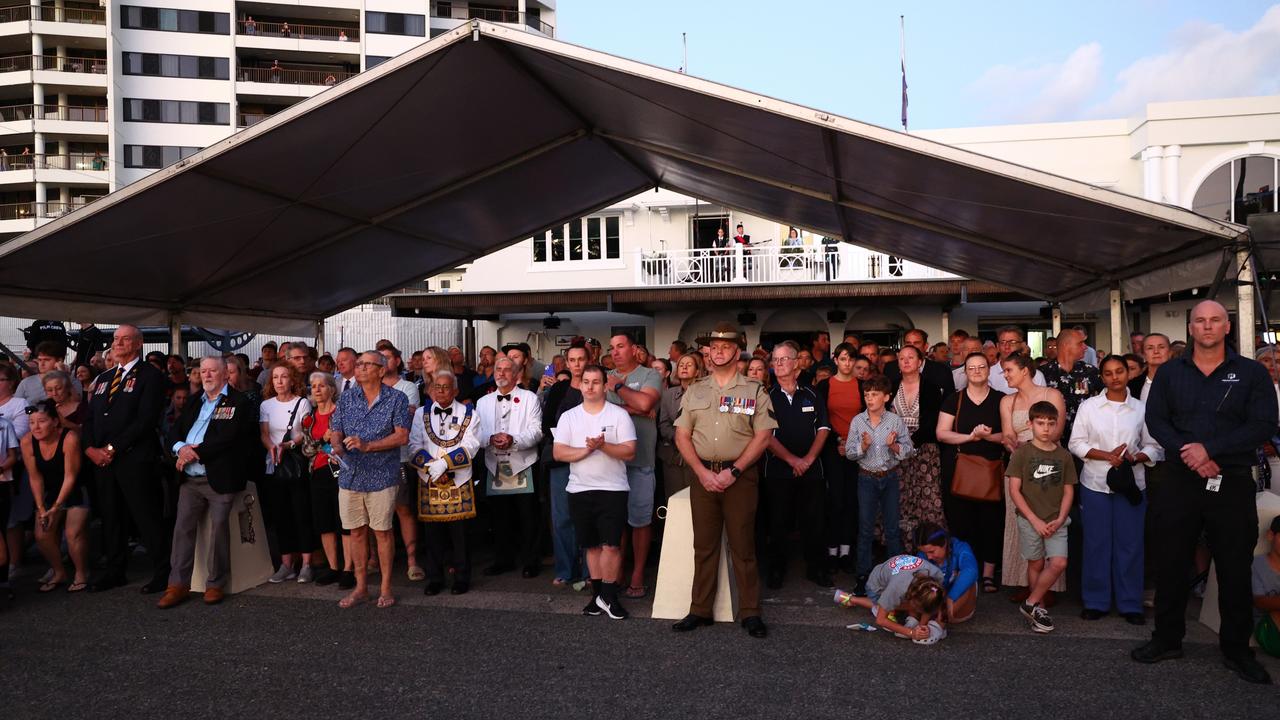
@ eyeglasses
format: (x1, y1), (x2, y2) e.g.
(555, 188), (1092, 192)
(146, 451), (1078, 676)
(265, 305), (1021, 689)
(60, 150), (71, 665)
(355, 361), (382, 368)
(997, 339), (1020, 347)
(429, 384), (454, 391)
(772, 356), (796, 363)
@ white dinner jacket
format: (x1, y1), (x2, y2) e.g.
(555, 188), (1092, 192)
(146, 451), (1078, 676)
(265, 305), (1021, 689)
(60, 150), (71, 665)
(476, 386), (543, 475)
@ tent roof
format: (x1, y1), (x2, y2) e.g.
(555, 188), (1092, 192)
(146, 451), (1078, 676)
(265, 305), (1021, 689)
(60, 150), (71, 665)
(0, 21), (1245, 335)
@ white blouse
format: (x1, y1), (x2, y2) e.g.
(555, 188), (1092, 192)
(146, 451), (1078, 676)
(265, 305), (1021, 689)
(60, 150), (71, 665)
(1068, 392), (1164, 494)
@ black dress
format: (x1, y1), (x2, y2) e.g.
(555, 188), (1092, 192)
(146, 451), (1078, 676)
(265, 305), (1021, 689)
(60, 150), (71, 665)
(33, 429), (86, 508)
(939, 387), (1005, 567)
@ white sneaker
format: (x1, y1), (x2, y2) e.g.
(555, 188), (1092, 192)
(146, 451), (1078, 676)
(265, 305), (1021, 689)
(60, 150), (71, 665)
(269, 564), (298, 583)
(297, 565), (314, 584)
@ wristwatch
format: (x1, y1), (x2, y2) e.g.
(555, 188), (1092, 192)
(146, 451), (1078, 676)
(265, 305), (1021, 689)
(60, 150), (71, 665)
(729, 466), (743, 479)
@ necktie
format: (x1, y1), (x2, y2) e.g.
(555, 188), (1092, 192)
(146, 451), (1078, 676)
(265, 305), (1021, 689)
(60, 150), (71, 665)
(343, 378), (351, 392)
(107, 366), (125, 401)
(497, 394), (511, 402)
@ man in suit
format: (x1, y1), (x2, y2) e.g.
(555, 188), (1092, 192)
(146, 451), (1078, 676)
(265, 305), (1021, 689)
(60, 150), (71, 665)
(157, 356), (260, 608)
(884, 329), (952, 391)
(83, 324), (170, 593)
(477, 356), (543, 577)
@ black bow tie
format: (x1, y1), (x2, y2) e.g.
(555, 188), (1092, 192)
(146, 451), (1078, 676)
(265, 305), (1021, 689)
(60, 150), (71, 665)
(433, 406), (451, 416)
(497, 394), (512, 402)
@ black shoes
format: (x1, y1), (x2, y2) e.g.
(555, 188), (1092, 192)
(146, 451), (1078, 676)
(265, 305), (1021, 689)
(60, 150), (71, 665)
(1080, 608), (1107, 620)
(1130, 639), (1184, 664)
(140, 577), (168, 595)
(853, 575), (869, 597)
(450, 580), (469, 595)
(583, 597), (603, 616)
(1223, 654), (1273, 685)
(423, 581), (445, 596)
(1122, 612), (1146, 626)
(806, 568), (834, 588)
(742, 616), (768, 638)
(88, 575), (125, 593)
(839, 555), (856, 575)
(521, 565), (540, 579)
(314, 567), (340, 586)
(672, 613), (714, 632)
(483, 564), (514, 577)
(337, 570), (356, 590)
(595, 595), (629, 620)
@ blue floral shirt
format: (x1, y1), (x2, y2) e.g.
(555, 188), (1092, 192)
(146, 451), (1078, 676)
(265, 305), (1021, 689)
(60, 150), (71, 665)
(332, 383), (410, 492)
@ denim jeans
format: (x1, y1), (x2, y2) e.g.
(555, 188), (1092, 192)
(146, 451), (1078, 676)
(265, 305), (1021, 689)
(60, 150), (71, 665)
(857, 468), (902, 577)
(549, 465), (583, 581)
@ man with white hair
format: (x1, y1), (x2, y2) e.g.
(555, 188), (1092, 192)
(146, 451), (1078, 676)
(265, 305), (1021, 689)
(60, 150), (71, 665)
(477, 355), (543, 578)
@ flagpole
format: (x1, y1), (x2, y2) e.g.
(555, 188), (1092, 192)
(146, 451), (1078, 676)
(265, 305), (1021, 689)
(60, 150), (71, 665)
(900, 15), (908, 133)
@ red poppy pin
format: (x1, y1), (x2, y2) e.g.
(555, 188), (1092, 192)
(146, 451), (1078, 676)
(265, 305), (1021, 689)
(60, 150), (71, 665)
(513, 397), (520, 403)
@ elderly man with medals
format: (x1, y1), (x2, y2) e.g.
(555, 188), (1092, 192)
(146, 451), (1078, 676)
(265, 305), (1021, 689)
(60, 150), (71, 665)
(477, 355), (544, 577)
(409, 370), (482, 596)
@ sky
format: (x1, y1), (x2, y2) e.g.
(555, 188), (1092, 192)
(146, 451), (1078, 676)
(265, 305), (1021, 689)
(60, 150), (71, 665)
(556, 0), (1280, 130)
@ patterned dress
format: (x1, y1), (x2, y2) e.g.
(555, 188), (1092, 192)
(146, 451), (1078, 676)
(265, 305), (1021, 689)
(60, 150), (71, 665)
(894, 382), (947, 548)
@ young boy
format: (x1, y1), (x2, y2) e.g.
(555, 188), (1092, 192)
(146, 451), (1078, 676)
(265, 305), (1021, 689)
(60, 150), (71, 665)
(1252, 515), (1280, 658)
(1006, 400), (1077, 633)
(845, 374), (914, 594)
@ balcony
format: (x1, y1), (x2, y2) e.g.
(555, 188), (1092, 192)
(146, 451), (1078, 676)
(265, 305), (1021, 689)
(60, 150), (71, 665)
(238, 65), (355, 86)
(432, 6), (554, 37)
(0, 54), (106, 73)
(0, 197), (96, 220)
(0, 152), (107, 172)
(635, 244), (957, 287)
(0, 4), (105, 25)
(0, 103), (106, 122)
(238, 112), (271, 127)
(236, 19), (357, 42)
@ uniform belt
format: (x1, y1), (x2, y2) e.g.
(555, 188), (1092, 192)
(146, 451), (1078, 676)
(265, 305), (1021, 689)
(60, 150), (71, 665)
(701, 459), (736, 472)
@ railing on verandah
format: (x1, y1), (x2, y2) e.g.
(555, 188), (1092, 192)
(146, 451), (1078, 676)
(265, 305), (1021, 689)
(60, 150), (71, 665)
(635, 243), (957, 286)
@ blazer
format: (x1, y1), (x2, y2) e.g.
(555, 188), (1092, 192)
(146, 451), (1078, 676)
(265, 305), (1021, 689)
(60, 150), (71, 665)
(167, 387), (261, 494)
(476, 386), (543, 475)
(82, 359), (166, 461)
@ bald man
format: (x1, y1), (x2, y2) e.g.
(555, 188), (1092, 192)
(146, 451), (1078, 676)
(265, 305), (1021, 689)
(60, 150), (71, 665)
(1136, 301), (1277, 685)
(82, 324), (171, 593)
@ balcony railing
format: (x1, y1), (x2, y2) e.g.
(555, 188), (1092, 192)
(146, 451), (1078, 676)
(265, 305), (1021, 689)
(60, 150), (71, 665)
(0, 152), (108, 171)
(0, 5), (105, 25)
(636, 244), (957, 287)
(0, 104), (107, 122)
(432, 6), (554, 36)
(237, 19), (358, 42)
(237, 112), (272, 127)
(0, 54), (107, 74)
(238, 66), (355, 86)
(0, 198), (97, 220)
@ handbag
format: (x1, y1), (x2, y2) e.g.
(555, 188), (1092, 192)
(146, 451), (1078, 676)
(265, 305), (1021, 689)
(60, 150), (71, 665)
(949, 393), (1004, 502)
(271, 398), (307, 482)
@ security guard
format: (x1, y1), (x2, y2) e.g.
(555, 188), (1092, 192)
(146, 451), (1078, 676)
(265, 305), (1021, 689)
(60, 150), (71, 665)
(673, 321), (776, 638)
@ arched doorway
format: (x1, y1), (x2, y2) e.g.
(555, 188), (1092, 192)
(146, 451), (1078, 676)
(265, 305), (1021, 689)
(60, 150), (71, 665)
(760, 307), (826, 351)
(845, 306), (914, 348)
(1190, 154), (1279, 224)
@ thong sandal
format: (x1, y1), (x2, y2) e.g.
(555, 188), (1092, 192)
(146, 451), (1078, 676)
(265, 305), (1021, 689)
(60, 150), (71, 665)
(39, 579), (66, 593)
(66, 581), (88, 593)
(624, 585), (647, 599)
(981, 576), (999, 593)
(338, 592), (369, 609)
(376, 595), (396, 609)
(406, 566), (426, 582)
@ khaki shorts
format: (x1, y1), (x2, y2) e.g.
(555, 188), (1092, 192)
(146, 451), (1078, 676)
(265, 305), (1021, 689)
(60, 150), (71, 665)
(339, 486), (398, 532)
(1016, 513), (1070, 561)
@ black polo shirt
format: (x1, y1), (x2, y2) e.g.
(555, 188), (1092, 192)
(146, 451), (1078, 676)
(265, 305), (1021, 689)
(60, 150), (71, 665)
(764, 383), (830, 479)
(1145, 348), (1278, 470)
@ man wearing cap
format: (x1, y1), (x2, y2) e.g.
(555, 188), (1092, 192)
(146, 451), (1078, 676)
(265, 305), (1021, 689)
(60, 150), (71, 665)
(673, 321), (777, 638)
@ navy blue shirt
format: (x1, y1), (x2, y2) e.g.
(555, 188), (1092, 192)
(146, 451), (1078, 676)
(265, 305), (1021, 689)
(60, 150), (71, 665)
(1145, 349), (1278, 470)
(765, 383), (829, 479)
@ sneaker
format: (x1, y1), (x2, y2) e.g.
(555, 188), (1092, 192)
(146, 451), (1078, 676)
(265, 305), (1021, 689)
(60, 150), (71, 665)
(269, 565), (298, 583)
(1022, 603), (1054, 633)
(582, 597), (603, 616)
(296, 565), (314, 584)
(595, 594), (629, 620)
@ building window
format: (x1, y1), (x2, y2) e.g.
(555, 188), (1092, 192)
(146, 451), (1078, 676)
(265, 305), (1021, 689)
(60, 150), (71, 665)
(366, 56), (392, 69)
(365, 11), (425, 36)
(123, 145), (202, 169)
(122, 52), (229, 80)
(1192, 155), (1279, 224)
(120, 6), (230, 34)
(124, 98), (230, 125)
(533, 215), (623, 263)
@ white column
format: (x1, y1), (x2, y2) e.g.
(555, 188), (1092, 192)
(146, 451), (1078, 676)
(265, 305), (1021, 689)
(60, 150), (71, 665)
(940, 310), (950, 339)
(1238, 249), (1256, 357)
(314, 320), (326, 355)
(1051, 306), (1062, 337)
(1109, 289), (1123, 356)
(169, 315), (182, 355)
(1141, 146), (1164, 202)
(1162, 145), (1181, 206)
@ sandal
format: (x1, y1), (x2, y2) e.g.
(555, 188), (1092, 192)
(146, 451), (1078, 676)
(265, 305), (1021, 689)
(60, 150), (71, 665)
(376, 595), (396, 609)
(406, 566), (426, 582)
(39, 578), (66, 593)
(338, 592), (369, 609)
(624, 585), (647, 599)
(981, 576), (999, 594)
(551, 578), (568, 587)
(66, 581), (88, 593)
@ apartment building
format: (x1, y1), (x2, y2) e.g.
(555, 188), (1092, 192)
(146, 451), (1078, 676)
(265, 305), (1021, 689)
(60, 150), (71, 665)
(0, 0), (554, 236)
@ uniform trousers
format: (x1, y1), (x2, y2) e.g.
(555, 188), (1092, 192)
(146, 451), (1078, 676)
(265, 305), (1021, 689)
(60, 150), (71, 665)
(423, 519), (470, 583)
(95, 454), (171, 583)
(690, 463), (761, 618)
(1150, 463), (1259, 657)
(168, 476), (235, 589)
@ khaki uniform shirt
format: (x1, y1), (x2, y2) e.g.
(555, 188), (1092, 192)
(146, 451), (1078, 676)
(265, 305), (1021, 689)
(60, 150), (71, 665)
(674, 372), (777, 462)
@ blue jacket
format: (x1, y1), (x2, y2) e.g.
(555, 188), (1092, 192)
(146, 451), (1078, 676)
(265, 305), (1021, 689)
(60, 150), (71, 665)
(919, 538), (978, 603)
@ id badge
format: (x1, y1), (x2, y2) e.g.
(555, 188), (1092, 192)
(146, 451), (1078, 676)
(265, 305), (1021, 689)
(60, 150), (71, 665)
(1205, 475), (1222, 493)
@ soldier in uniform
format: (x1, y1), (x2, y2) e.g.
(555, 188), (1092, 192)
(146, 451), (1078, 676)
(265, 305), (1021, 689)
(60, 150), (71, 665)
(673, 321), (777, 638)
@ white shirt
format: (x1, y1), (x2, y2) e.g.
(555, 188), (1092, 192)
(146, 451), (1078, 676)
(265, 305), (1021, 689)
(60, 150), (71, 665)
(0, 396), (30, 438)
(1067, 391), (1163, 494)
(336, 374), (357, 395)
(259, 395), (312, 472)
(553, 402), (636, 493)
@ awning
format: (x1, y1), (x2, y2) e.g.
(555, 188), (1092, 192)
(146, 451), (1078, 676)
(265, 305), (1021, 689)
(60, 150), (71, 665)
(0, 21), (1246, 335)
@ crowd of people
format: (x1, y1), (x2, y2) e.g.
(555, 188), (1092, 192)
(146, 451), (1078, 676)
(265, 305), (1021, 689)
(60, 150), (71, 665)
(0, 302), (1277, 683)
